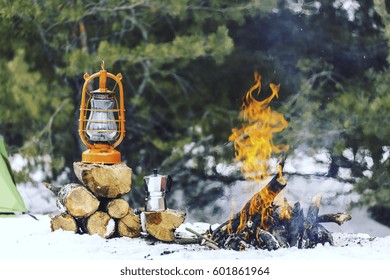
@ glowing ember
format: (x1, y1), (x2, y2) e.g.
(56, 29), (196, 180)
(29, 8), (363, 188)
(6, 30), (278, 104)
(229, 72), (289, 232)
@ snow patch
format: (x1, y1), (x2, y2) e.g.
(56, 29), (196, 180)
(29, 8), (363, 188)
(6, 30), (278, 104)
(105, 219), (116, 238)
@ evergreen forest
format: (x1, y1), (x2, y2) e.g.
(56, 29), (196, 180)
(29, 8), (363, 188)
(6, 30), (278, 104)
(0, 0), (389, 226)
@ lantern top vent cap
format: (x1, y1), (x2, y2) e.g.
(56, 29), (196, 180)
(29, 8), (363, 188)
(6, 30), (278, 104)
(90, 88), (114, 94)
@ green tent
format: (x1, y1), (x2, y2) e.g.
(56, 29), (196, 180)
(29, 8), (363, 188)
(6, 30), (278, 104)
(0, 135), (27, 213)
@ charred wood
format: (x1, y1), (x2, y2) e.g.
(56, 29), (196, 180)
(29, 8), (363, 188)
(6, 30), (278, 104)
(257, 229), (280, 251)
(211, 166), (287, 243)
(287, 202), (304, 247)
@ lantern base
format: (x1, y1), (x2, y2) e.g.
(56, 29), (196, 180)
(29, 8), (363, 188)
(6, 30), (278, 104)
(82, 146), (121, 164)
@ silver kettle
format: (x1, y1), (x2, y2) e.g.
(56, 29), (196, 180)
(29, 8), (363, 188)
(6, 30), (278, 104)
(144, 169), (172, 211)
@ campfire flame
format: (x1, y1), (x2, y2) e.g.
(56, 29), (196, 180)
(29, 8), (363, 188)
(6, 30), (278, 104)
(229, 71), (288, 181)
(229, 72), (289, 232)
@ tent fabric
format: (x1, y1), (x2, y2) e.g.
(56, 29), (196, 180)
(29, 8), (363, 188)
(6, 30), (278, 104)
(0, 135), (27, 213)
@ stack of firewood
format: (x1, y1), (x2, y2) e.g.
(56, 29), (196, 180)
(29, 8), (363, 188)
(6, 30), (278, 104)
(46, 162), (186, 242)
(46, 162), (142, 239)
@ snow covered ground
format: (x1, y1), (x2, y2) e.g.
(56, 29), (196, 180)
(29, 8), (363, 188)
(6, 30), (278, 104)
(0, 214), (390, 261)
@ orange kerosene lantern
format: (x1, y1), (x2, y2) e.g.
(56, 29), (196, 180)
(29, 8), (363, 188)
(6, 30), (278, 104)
(78, 61), (125, 164)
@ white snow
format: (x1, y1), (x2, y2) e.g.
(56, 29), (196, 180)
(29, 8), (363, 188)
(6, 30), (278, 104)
(0, 215), (390, 261)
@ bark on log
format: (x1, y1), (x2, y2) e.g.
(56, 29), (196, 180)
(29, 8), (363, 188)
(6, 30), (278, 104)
(73, 162), (132, 198)
(50, 213), (78, 233)
(101, 198), (130, 219)
(82, 211), (115, 238)
(56, 183), (100, 218)
(117, 213), (142, 238)
(142, 209), (186, 242)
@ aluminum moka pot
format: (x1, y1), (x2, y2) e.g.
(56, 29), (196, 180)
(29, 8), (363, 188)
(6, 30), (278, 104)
(144, 169), (172, 211)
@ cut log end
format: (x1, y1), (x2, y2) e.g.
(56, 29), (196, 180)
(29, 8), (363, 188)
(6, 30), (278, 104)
(50, 214), (78, 233)
(143, 209), (186, 242)
(106, 198), (130, 219)
(84, 211), (115, 238)
(117, 213), (142, 238)
(73, 162), (132, 198)
(57, 183), (100, 218)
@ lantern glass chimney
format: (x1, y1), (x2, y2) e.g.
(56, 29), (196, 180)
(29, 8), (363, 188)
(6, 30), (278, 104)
(86, 93), (117, 142)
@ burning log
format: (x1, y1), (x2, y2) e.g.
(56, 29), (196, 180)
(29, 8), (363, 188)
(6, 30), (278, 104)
(210, 160), (350, 251)
(73, 162), (132, 198)
(211, 160), (287, 246)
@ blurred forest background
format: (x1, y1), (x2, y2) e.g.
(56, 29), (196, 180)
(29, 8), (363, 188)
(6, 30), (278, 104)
(0, 0), (389, 226)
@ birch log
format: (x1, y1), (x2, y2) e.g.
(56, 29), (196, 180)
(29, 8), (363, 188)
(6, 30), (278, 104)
(55, 183), (100, 218)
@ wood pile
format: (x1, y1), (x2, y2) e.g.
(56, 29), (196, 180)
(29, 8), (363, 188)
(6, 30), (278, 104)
(46, 162), (186, 242)
(208, 159), (352, 251)
(46, 162), (141, 239)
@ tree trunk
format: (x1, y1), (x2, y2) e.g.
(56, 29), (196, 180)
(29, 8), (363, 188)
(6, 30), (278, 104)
(56, 183), (100, 218)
